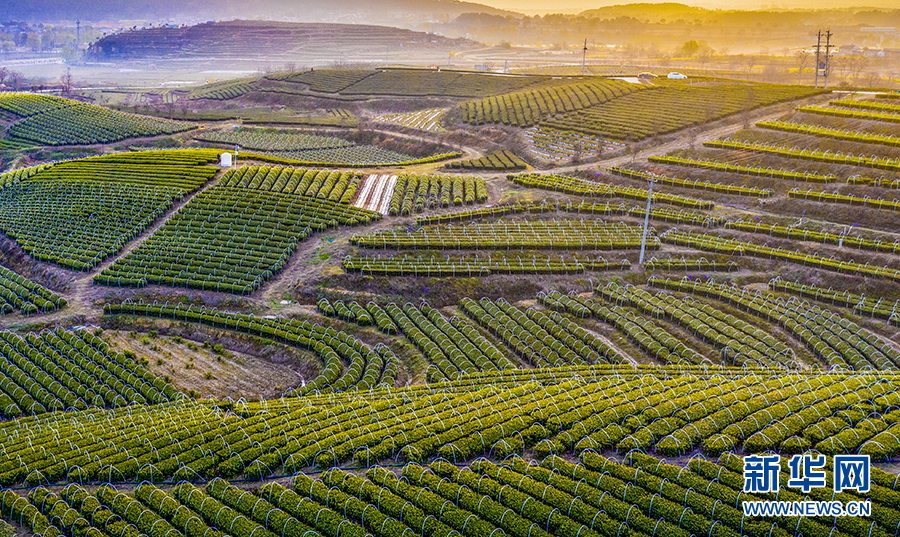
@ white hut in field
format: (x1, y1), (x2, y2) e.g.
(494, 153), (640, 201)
(219, 152), (232, 167)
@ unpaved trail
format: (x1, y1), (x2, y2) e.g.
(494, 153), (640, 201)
(255, 215), (401, 308)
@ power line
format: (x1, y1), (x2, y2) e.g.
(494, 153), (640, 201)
(814, 30), (822, 88)
(814, 29), (834, 89)
(582, 39), (588, 76)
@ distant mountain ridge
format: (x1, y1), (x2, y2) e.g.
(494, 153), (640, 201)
(576, 2), (900, 22)
(85, 20), (481, 61)
(577, 3), (713, 20)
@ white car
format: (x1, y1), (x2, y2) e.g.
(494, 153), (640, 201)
(667, 72), (688, 79)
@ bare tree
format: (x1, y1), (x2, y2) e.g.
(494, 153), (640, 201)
(849, 55), (869, 81)
(60, 68), (74, 95)
(831, 56), (850, 79)
(741, 86), (756, 129)
(698, 46), (714, 68)
(7, 71), (23, 90)
(629, 143), (639, 164)
(687, 127), (700, 150)
(743, 54), (757, 75)
(794, 50), (810, 85)
(0, 67), (8, 85)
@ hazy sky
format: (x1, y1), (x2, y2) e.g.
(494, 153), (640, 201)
(470, 0), (900, 15)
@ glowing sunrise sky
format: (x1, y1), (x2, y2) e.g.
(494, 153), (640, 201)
(472, 0), (900, 15)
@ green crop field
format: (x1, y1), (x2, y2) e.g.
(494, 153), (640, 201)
(1, 69), (899, 537)
(445, 150), (527, 171)
(461, 78), (640, 127)
(0, 150), (218, 270)
(544, 83), (823, 141)
(0, 93), (196, 145)
(98, 164), (379, 293)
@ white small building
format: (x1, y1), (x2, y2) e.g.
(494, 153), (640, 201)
(219, 152), (232, 167)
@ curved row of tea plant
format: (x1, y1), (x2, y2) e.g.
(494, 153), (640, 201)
(188, 78), (257, 100)
(98, 187), (378, 293)
(648, 155), (838, 183)
(769, 279), (900, 325)
(3, 367), (900, 490)
(757, 120), (900, 148)
(444, 150), (527, 171)
(596, 282), (794, 368)
(0, 265), (66, 316)
(660, 229), (900, 283)
(508, 172), (715, 209)
(538, 291), (707, 365)
(0, 93), (73, 117)
(544, 83), (822, 141)
(7, 99), (195, 145)
(789, 188), (900, 213)
(103, 302), (397, 393)
(0, 163), (52, 189)
(649, 277), (900, 371)
(610, 165), (773, 197)
(387, 173), (487, 215)
(0, 327), (178, 419)
(196, 129), (353, 151)
(352, 219), (656, 251)
(382, 302), (511, 382)
(256, 147), (461, 168)
(705, 139), (900, 172)
(725, 218), (900, 253)
(218, 165), (361, 203)
(461, 79), (638, 127)
(460, 297), (624, 368)
(342, 253), (630, 276)
(6, 449), (900, 537)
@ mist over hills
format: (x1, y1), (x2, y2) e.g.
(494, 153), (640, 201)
(576, 2), (900, 23)
(0, 0), (518, 24)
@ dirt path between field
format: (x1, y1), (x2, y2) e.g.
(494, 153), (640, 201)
(255, 215), (401, 308)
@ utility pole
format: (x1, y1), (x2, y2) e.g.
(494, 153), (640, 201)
(823, 30), (833, 89)
(814, 30), (822, 88)
(582, 39), (588, 75)
(76, 21), (81, 52)
(639, 176), (655, 265)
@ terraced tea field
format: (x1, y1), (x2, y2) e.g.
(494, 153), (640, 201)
(0, 72), (899, 537)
